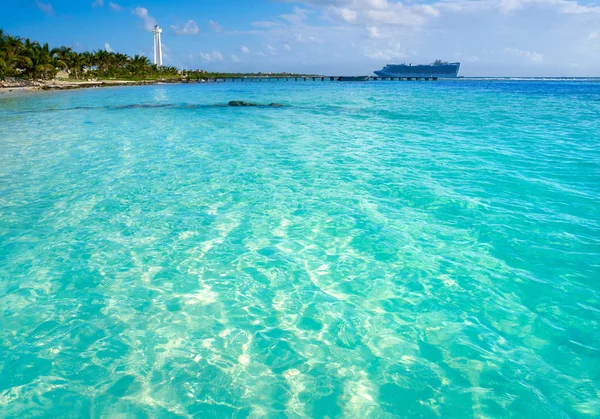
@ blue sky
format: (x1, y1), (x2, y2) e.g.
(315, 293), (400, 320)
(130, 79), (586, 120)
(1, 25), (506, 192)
(2, 0), (600, 76)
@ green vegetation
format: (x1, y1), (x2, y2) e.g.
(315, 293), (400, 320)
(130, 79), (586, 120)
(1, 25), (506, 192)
(0, 29), (318, 83)
(185, 71), (319, 81)
(0, 29), (178, 81)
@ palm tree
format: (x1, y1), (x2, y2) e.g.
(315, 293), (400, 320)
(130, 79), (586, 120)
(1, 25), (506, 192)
(2, 35), (23, 58)
(1, 30), (183, 82)
(0, 53), (6, 80)
(67, 51), (89, 79)
(0, 31), (7, 80)
(21, 38), (39, 53)
(51, 56), (67, 75)
(1, 35), (27, 76)
(93, 49), (112, 72)
(52, 46), (71, 68)
(2, 36), (31, 78)
(23, 42), (55, 79)
(49, 46), (69, 77)
(113, 53), (130, 69)
(127, 54), (150, 77)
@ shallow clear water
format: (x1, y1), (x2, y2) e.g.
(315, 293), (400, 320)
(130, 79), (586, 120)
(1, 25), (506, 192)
(0, 80), (599, 418)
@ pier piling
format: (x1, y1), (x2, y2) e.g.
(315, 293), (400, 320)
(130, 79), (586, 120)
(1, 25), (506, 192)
(188, 75), (440, 83)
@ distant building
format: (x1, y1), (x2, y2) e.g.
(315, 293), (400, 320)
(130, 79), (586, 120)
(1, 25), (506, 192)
(153, 25), (163, 66)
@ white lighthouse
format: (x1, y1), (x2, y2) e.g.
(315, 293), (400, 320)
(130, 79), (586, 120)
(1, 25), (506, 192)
(153, 25), (163, 66)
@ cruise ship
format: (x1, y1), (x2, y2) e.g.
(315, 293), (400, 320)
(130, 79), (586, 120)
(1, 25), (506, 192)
(374, 60), (461, 78)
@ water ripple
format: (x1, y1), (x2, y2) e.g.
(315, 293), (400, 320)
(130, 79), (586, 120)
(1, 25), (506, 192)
(0, 80), (599, 418)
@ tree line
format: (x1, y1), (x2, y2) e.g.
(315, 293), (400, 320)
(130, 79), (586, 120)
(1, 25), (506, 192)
(0, 29), (178, 81)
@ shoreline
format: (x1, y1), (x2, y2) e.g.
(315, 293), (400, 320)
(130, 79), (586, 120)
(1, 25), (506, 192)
(0, 75), (321, 93)
(0, 78), (175, 94)
(3, 76), (598, 95)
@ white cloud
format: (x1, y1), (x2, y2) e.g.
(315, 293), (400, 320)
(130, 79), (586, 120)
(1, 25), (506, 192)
(150, 0), (600, 76)
(356, 4), (437, 26)
(294, 33), (324, 44)
(133, 7), (158, 32)
(252, 21), (283, 28)
(280, 0), (600, 30)
(91, 0), (104, 8)
(265, 45), (278, 56)
(209, 20), (223, 32)
(109, 2), (122, 11)
(367, 26), (383, 39)
(200, 51), (224, 62)
(441, 0), (600, 14)
(364, 41), (409, 60)
(36, 1), (54, 16)
(224, 29), (265, 36)
(499, 0), (524, 13)
(231, 54), (242, 62)
(281, 7), (312, 24)
(171, 20), (200, 35)
(104, 42), (112, 52)
(329, 7), (358, 23)
(504, 47), (544, 63)
(296, 1), (441, 27)
(254, 0), (600, 76)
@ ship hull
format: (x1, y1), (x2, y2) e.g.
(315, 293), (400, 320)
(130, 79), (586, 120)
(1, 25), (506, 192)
(374, 71), (457, 78)
(374, 62), (461, 78)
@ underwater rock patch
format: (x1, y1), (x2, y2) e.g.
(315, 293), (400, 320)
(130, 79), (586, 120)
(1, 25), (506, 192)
(228, 101), (257, 107)
(228, 101), (284, 107)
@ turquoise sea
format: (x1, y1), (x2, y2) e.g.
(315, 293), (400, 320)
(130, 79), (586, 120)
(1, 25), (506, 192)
(0, 80), (599, 418)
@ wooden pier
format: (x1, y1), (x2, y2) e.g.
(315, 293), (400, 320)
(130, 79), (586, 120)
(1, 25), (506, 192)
(179, 76), (439, 83)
